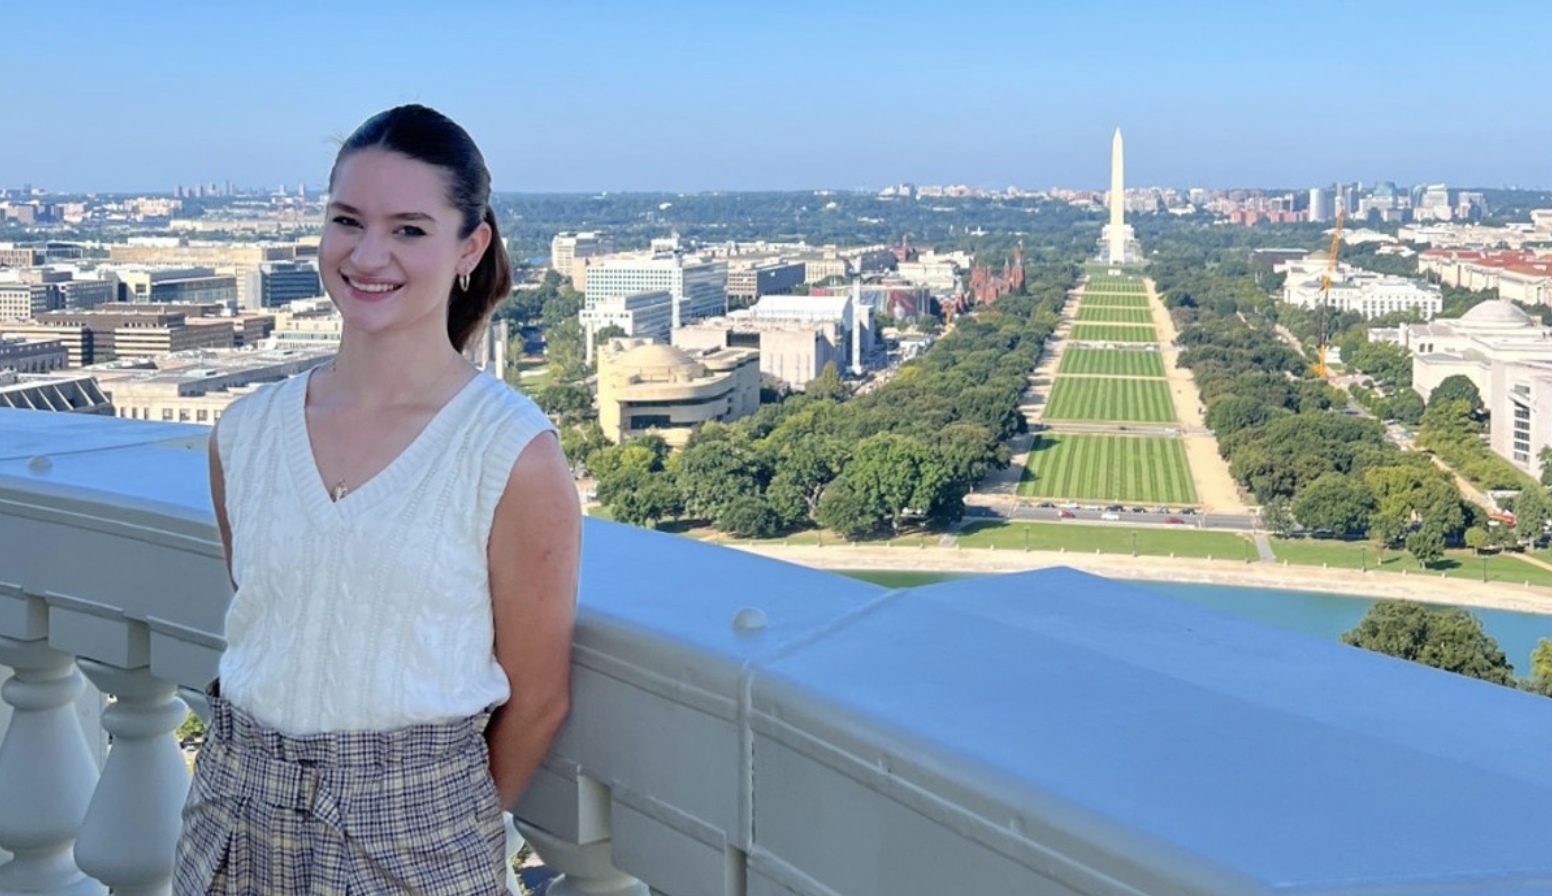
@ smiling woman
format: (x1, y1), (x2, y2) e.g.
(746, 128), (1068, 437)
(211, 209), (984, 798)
(175, 106), (581, 895)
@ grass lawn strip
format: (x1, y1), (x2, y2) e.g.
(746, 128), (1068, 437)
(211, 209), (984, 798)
(1058, 348), (1165, 377)
(1269, 538), (1552, 588)
(1069, 324), (1157, 343)
(959, 521), (1251, 560)
(1019, 434), (1197, 504)
(1085, 278), (1147, 293)
(1045, 378), (1175, 422)
(1080, 293), (1151, 308)
(1077, 306), (1153, 324)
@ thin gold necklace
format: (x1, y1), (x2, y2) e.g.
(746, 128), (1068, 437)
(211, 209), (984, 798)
(324, 356), (466, 503)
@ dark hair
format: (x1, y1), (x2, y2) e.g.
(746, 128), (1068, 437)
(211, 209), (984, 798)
(330, 105), (511, 352)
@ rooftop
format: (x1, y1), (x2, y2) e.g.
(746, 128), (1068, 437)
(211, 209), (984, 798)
(1, 408), (1550, 894)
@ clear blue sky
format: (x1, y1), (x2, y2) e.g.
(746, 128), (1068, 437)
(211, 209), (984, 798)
(6, 0), (1547, 193)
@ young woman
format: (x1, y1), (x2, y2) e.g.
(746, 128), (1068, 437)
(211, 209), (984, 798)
(176, 105), (580, 894)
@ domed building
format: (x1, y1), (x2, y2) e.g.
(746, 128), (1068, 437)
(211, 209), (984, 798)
(1400, 299), (1552, 403)
(1394, 299), (1552, 473)
(596, 338), (759, 447)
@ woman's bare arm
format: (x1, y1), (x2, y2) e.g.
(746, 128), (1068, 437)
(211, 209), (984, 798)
(485, 432), (580, 807)
(208, 425), (235, 591)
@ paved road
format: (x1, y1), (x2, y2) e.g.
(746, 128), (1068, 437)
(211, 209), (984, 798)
(962, 500), (1259, 532)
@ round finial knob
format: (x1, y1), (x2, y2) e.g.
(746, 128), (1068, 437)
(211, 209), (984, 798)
(731, 607), (767, 633)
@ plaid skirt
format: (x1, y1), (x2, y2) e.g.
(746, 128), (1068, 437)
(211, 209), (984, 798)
(174, 691), (506, 895)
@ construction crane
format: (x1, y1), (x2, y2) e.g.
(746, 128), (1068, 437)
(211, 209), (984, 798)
(1314, 205), (1346, 378)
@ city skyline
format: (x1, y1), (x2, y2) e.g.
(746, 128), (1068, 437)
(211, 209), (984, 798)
(5, 0), (1549, 193)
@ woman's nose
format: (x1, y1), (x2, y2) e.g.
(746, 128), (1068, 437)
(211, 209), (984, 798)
(350, 229), (391, 269)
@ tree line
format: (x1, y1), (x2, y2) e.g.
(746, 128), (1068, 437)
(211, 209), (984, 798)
(564, 260), (1080, 538)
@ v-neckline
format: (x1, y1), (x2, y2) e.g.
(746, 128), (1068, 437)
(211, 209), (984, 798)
(291, 366), (483, 517)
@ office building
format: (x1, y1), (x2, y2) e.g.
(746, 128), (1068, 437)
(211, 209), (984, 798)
(726, 261), (805, 303)
(580, 290), (674, 363)
(244, 260), (322, 310)
(0, 337), (68, 373)
(114, 267), (238, 307)
(1418, 249), (1552, 306)
(1280, 257), (1441, 319)
(0, 280), (54, 319)
(0, 371), (112, 414)
(107, 242), (306, 308)
(550, 232), (614, 285)
(94, 347), (335, 425)
(673, 317), (847, 391)
(584, 253), (727, 330)
(11, 307), (237, 364)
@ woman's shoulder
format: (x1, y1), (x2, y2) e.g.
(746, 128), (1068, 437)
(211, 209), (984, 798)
(218, 371), (302, 435)
(468, 370), (554, 433)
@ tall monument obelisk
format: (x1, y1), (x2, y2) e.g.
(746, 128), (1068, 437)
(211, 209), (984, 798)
(1108, 128), (1125, 264)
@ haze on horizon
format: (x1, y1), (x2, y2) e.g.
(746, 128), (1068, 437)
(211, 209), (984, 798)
(6, 0), (1547, 194)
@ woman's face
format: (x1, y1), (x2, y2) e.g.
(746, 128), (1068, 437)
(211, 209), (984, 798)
(319, 148), (489, 343)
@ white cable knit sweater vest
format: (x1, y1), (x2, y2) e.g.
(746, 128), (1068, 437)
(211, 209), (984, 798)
(215, 368), (555, 734)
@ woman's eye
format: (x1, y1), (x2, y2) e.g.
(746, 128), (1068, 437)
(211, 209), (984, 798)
(330, 215), (361, 228)
(398, 225), (427, 237)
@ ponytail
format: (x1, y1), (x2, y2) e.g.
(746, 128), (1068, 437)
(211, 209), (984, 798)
(448, 207), (511, 352)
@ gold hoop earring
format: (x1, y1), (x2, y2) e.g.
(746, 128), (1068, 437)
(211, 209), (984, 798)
(458, 271), (471, 292)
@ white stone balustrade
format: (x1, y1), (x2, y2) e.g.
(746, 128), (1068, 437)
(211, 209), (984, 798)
(3, 407), (1552, 895)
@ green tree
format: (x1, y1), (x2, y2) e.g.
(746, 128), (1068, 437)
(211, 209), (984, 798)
(1387, 389), (1425, 426)
(587, 438), (664, 482)
(600, 467), (680, 528)
(1521, 639), (1552, 696)
(559, 421), (611, 474)
(1539, 446), (1552, 488)
(545, 317), (589, 382)
(804, 361), (848, 403)
(814, 477), (880, 539)
(1342, 601), (1515, 686)
(592, 324), (627, 346)
(1204, 395), (1271, 437)
(1290, 473), (1375, 536)
(1513, 487), (1552, 541)
(1464, 527), (1489, 552)
(1418, 397), (1481, 446)
(764, 434), (844, 528)
(669, 438), (767, 521)
(713, 495), (782, 539)
(837, 433), (963, 531)
(536, 382), (596, 425)
(1260, 495), (1296, 537)
(1427, 374), (1483, 415)
(1405, 523), (1446, 567)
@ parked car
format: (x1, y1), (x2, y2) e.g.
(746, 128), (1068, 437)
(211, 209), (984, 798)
(1059, 510), (1076, 519)
(1036, 502), (1055, 509)
(1164, 516), (1185, 525)
(1105, 504), (1124, 512)
(1082, 504), (1101, 511)
(1153, 506), (1170, 514)
(1130, 506), (1147, 514)
(1101, 511), (1121, 521)
(1180, 507), (1197, 515)
(1059, 501), (1079, 509)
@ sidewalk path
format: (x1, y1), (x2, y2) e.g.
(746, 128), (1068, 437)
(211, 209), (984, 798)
(728, 542), (1552, 617)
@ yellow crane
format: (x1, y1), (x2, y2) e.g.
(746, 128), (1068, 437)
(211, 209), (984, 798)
(1315, 205), (1345, 378)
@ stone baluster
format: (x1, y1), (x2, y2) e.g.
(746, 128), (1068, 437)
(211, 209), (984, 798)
(72, 661), (189, 896)
(517, 824), (648, 896)
(0, 636), (104, 896)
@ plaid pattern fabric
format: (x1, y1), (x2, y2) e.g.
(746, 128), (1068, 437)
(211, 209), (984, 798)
(175, 693), (506, 895)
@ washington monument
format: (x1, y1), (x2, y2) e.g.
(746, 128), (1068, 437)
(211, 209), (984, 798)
(1108, 128), (1125, 263)
(1099, 128), (1137, 265)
